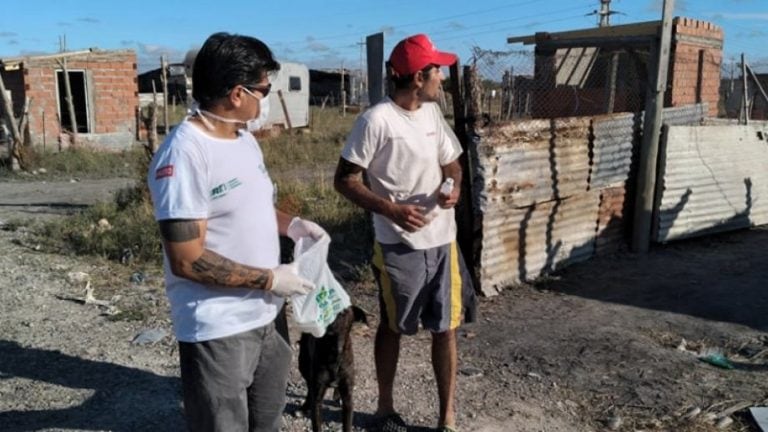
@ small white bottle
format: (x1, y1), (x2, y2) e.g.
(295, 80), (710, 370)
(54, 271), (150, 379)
(425, 179), (455, 223)
(439, 178), (455, 196)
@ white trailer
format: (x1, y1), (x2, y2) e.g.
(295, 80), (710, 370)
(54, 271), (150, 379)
(265, 61), (309, 129)
(183, 50), (309, 130)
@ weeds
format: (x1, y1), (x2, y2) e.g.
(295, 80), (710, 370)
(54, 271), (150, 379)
(260, 106), (355, 173)
(1, 146), (145, 180)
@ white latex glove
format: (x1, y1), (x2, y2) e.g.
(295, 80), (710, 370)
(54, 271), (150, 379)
(286, 217), (327, 242)
(269, 263), (314, 297)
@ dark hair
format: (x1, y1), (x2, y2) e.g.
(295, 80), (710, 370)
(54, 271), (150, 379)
(192, 32), (280, 109)
(388, 62), (437, 90)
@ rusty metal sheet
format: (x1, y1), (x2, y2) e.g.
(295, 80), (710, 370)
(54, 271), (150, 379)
(655, 124), (768, 242)
(596, 186), (627, 254)
(591, 113), (637, 188)
(478, 191), (600, 293)
(477, 117), (591, 209)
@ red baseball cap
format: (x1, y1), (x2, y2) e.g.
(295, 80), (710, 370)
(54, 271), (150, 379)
(389, 34), (457, 76)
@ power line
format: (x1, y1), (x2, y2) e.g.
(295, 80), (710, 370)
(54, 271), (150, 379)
(287, 6), (594, 55)
(282, 0), (592, 46)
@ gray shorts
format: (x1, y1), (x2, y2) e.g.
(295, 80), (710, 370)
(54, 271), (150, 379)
(178, 317), (291, 432)
(372, 241), (472, 335)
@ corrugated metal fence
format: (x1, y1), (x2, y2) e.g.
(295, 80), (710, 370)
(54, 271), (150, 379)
(466, 104), (706, 295)
(654, 121), (768, 241)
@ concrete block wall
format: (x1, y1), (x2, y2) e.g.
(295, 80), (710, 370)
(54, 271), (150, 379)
(668, 18), (724, 117)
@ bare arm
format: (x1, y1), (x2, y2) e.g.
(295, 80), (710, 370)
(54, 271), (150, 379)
(159, 219), (273, 290)
(437, 159), (463, 209)
(333, 157), (427, 232)
(275, 209), (294, 237)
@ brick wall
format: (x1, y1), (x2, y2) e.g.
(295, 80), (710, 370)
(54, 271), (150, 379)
(668, 18), (724, 117)
(19, 50), (138, 147)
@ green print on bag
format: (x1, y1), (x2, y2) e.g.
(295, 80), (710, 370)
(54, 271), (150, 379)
(291, 235), (352, 337)
(211, 178), (243, 200)
(314, 285), (345, 325)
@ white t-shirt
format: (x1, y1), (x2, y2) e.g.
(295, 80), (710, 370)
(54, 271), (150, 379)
(148, 120), (282, 342)
(341, 97), (463, 250)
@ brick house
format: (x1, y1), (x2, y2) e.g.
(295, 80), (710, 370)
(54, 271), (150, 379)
(0, 49), (139, 150)
(507, 17), (723, 118)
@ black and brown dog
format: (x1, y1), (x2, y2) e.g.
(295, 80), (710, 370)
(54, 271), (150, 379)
(298, 305), (368, 432)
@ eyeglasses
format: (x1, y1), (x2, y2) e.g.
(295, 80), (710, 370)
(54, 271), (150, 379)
(242, 83), (272, 99)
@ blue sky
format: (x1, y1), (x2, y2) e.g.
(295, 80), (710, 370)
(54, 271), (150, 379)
(0, 0), (765, 73)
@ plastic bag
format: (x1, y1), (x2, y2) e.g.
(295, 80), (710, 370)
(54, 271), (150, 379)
(291, 234), (351, 337)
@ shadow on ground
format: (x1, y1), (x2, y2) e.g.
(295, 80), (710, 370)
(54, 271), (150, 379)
(0, 340), (183, 432)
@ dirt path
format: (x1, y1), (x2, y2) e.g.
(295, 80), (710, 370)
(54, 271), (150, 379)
(0, 178), (766, 432)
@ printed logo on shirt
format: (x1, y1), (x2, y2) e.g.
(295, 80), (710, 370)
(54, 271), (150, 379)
(211, 178), (243, 200)
(155, 165), (174, 180)
(257, 163), (268, 176)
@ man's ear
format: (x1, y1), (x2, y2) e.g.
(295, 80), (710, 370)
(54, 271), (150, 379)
(228, 85), (245, 108)
(414, 70), (426, 89)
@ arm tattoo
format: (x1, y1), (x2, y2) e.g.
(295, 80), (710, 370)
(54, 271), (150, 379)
(335, 158), (364, 182)
(159, 220), (201, 242)
(190, 249), (271, 290)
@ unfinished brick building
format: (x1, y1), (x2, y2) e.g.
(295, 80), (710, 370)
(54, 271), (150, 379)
(0, 49), (139, 150)
(508, 17), (724, 118)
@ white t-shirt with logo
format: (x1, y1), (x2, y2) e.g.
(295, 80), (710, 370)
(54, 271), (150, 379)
(148, 120), (282, 342)
(341, 97), (463, 250)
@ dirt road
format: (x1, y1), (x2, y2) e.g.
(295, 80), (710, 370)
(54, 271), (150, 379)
(0, 178), (766, 432)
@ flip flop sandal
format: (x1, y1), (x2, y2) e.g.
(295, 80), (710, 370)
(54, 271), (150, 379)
(437, 426), (458, 432)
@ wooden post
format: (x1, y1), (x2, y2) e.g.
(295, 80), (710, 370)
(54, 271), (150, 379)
(277, 89), (293, 131)
(135, 105), (142, 141)
(631, 0), (674, 253)
(449, 61), (477, 294)
(57, 36), (78, 146)
(42, 109), (46, 152)
(0, 72), (21, 170)
(161, 55), (169, 134)
(605, 51), (619, 113)
(741, 53), (749, 125)
(366, 32), (384, 105)
(340, 62), (346, 117)
(146, 103), (158, 154)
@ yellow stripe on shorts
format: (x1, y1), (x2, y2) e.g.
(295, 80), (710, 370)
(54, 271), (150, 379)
(449, 242), (463, 329)
(373, 242), (398, 332)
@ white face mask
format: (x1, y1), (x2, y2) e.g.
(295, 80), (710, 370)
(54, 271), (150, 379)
(246, 96), (270, 132)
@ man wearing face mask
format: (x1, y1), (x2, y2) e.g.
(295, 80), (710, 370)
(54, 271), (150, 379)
(147, 32), (326, 432)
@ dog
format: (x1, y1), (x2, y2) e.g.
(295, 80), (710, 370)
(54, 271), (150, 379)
(298, 305), (367, 432)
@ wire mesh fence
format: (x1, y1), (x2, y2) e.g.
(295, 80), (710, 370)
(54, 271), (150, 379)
(465, 46), (768, 123)
(469, 46), (650, 122)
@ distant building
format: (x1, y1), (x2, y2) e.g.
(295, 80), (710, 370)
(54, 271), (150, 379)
(0, 49), (138, 150)
(137, 63), (189, 106)
(508, 17), (724, 118)
(309, 69), (361, 106)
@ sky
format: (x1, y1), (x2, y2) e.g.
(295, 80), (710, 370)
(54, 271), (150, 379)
(0, 0), (766, 73)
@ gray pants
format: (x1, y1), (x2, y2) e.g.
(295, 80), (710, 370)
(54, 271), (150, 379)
(178, 320), (292, 432)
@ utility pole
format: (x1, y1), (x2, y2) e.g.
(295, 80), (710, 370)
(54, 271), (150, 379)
(599, 0), (612, 27)
(357, 38), (366, 103)
(632, 0), (675, 252)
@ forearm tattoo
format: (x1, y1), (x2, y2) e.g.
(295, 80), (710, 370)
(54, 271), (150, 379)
(159, 220), (200, 242)
(190, 249), (271, 290)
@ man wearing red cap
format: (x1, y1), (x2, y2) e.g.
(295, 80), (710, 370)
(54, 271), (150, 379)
(334, 34), (474, 432)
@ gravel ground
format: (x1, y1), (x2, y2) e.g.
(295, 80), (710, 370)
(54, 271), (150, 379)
(1, 178), (766, 432)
